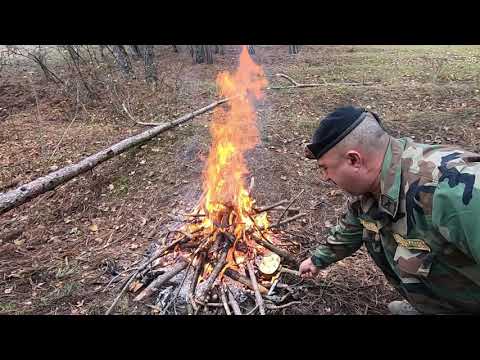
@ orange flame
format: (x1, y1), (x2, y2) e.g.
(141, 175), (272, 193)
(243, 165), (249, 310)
(201, 46), (268, 232)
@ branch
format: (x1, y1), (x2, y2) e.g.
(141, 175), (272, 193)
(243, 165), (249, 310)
(267, 73), (375, 90)
(246, 261), (266, 315)
(275, 189), (305, 228)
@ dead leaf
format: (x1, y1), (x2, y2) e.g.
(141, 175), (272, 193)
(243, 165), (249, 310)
(13, 239), (24, 246)
(4, 287), (13, 294)
(88, 224), (98, 232)
(280, 176), (287, 181)
(108, 184), (114, 191)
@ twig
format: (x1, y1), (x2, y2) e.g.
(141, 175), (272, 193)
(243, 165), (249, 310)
(224, 268), (269, 294)
(48, 83), (80, 162)
(121, 102), (139, 125)
(134, 259), (188, 302)
(265, 301), (301, 310)
(254, 199), (289, 213)
(105, 235), (190, 314)
(268, 213), (307, 230)
(246, 304), (259, 315)
(275, 73), (299, 86)
(276, 189), (305, 228)
(188, 252), (205, 299)
(226, 285), (242, 315)
(219, 286), (231, 315)
(246, 261), (266, 315)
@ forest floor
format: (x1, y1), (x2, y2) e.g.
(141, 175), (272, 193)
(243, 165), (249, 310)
(2, 45), (480, 315)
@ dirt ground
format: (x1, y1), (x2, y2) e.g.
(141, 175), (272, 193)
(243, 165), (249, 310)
(2, 45), (480, 315)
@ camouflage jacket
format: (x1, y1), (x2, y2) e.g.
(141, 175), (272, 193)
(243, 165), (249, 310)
(311, 136), (480, 314)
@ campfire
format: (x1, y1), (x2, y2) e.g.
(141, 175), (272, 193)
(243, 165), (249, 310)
(108, 46), (306, 315)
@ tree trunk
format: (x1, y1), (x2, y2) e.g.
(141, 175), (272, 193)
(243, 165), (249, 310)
(289, 45), (300, 54)
(205, 45), (213, 64)
(172, 45), (178, 52)
(99, 45), (106, 58)
(143, 45), (157, 84)
(214, 45), (219, 54)
(0, 98), (230, 215)
(248, 45), (255, 55)
(112, 45), (132, 76)
(130, 45), (143, 58)
(219, 45), (224, 55)
(194, 45), (205, 64)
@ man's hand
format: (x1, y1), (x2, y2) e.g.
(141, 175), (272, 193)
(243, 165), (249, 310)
(299, 257), (320, 278)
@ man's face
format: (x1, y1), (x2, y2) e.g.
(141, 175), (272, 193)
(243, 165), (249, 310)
(316, 147), (373, 195)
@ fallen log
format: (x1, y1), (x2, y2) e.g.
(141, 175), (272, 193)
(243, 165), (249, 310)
(0, 97), (230, 216)
(267, 73), (376, 90)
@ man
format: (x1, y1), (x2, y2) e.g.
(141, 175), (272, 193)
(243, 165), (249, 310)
(299, 105), (480, 314)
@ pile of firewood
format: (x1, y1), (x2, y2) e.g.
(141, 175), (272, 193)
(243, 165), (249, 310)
(106, 197), (307, 315)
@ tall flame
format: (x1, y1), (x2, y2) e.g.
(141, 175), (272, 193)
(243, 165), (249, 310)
(200, 46), (268, 233)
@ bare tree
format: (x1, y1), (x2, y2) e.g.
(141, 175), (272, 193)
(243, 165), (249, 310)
(8, 46), (64, 85)
(193, 45), (213, 64)
(289, 45), (300, 54)
(143, 45), (157, 84)
(112, 45), (133, 76)
(62, 46), (96, 98)
(205, 45), (213, 64)
(129, 45), (143, 59)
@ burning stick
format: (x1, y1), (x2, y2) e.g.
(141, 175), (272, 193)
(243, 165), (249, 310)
(253, 235), (298, 267)
(134, 259), (188, 302)
(246, 260), (266, 315)
(196, 238), (231, 302)
(224, 268), (269, 294)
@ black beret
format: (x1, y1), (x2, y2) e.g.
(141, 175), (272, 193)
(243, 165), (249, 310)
(305, 106), (382, 160)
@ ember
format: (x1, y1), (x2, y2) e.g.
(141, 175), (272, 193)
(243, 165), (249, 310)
(107, 46), (306, 315)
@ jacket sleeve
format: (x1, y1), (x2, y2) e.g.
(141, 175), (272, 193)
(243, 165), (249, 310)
(432, 180), (480, 265)
(311, 198), (364, 268)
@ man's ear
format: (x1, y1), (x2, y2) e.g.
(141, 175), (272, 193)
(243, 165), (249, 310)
(346, 150), (362, 168)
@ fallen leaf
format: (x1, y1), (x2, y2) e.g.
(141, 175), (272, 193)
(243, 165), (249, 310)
(4, 287), (13, 294)
(14, 239), (25, 246)
(280, 176), (287, 181)
(88, 224), (98, 232)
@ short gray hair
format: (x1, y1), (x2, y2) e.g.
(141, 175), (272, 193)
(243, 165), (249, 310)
(334, 113), (388, 156)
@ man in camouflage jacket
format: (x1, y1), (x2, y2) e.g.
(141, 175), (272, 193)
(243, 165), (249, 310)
(300, 106), (480, 314)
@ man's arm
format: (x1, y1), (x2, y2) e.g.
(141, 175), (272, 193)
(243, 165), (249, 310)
(432, 180), (480, 265)
(310, 199), (364, 268)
